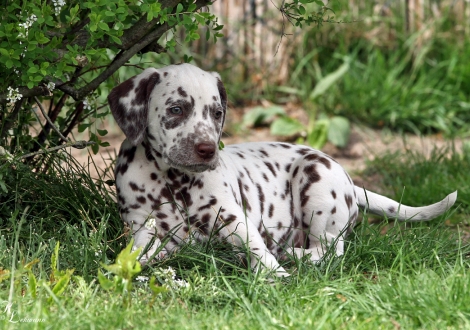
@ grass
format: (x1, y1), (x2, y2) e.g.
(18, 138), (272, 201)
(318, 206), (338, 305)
(1, 148), (469, 329)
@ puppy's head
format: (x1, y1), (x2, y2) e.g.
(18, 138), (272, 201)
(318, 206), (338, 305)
(108, 63), (227, 173)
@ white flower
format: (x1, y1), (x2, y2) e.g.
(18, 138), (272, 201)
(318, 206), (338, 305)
(7, 86), (22, 104)
(83, 96), (94, 111)
(52, 0), (66, 16)
(162, 266), (176, 279)
(47, 82), (55, 92)
(136, 276), (149, 282)
(173, 279), (190, 288)
(18, 14), (37, 38)
(154, 267), (190, 291)
(145, 217), (157, 230)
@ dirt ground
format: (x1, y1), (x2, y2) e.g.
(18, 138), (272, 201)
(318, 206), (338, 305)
(70, 106), (465, 188)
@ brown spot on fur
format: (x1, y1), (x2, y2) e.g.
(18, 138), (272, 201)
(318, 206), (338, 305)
(177, 86), (188, 97)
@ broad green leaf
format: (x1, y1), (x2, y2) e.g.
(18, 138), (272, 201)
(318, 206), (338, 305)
(27, 66), (38, 74)
(307, 119), (329, 149)
(97, 129), (108, 136)
(242, 106), (286, 127)
(101, 239), (142, 280)
(0, 48), (10, 56)
(98, 270), (115, 290)
(310, 59), (349, 100)
(270, 117), (304, 136)
(176, 3), (183, 14)
(52, 269), (74, 296)
(98, 22), (109, 31)
(327, 116), (350, 148)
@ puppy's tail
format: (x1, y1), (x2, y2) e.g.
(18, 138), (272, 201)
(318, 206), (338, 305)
(354, 187), (457, 221)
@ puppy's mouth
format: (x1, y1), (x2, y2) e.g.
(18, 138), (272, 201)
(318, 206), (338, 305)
(164, 155), (219, 173)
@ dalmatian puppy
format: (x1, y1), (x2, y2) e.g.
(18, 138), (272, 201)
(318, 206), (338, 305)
(108, 63), (457, 276)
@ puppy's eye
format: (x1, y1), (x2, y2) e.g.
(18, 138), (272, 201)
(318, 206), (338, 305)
(169, 106), (182, 115)
(214, 110), (223, 119)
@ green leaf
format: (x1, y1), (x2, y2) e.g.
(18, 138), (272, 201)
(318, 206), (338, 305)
(97, 129), (108, 136)
(176, 3), (183, 14)
(242, 106), (286, 127)
(270, 117), (304, 136)
(101, 239), (142, 280)
(307, 119), (329, 149)
(110, 34), (122, 45)
(97, 270), (115, 290)
(51, 241), (60, 276)
(52, 269), (74, 296)
(78, 124), (90, 132)
(195, 14), (205, 25)
(98, 22), (109, 31)
(27, 43), (37, 51)
(309, 59), (350, 100)
(219, 140), (225, 150)
(327, 116), (350, 148)
(91, 141), (99, 154)
(27, 66), (38, 74)
(28, 271), (37, 298)
(5, 59), (13, 68)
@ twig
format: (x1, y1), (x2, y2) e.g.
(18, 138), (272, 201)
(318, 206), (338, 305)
(0, 140), (95, 162)
(0, 98), (25, 139)
(34, 96), (69, 142)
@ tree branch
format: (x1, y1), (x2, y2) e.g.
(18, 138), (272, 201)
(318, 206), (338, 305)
(0, 86), (50, 103)
(0, 0), (213, 102)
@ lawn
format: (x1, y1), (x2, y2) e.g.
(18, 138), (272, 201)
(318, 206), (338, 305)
(0, 145), (469, 329)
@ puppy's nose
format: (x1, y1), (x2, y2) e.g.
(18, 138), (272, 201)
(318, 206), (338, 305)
(195, 142), (216, 160)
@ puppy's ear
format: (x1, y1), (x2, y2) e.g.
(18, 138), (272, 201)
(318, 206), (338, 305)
(108, 68), (161, 145)
(210, 71), (228, 141)
(210, 71), (227, 111)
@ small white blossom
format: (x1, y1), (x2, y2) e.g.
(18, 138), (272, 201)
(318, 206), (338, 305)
(7, 86), (23, 104)
(52, 0), (66, 16)
(145, 217), (157, 230)
(18, 14), (37, 38)
(83, 96), (94, 111)
(47, 82), (55, 92)
(173, 279), (190, 288)
(154, 267), (190, 291)
(162, 266), (176, 279)
(136, 276), (149, 282)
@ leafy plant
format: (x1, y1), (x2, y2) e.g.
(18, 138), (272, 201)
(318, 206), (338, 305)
(243, 58), (351, 149)
(0, 0), (222, 159)
(98, 239), (143, 306)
